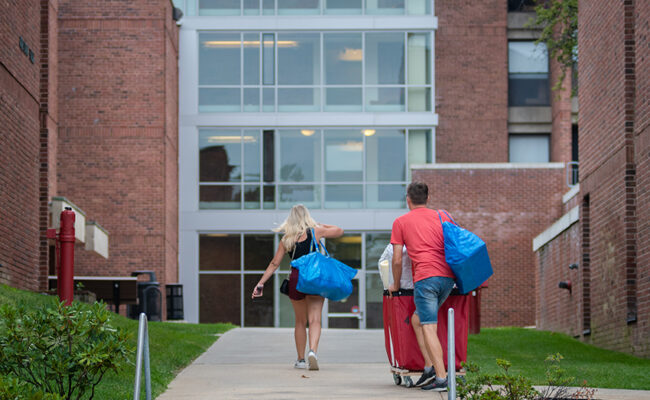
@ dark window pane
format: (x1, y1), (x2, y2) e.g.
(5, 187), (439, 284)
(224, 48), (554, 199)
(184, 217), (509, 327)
(199, 129), (241, 182)
(200, 274), (240, 324)
(326, 234), (361, 269)
(244, 234), (275, 270)
(244, 185), (261, 209)
(508, 75), (550, 106)
(263, 130), (275, 182)
(200, 185), (241, 209)
(244, 274), (274, 327)
(366, 273), (384, 329)
(200, 234), (240, 271)
(263, 184), (276, 209)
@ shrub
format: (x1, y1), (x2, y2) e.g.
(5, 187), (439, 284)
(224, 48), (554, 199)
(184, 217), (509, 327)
(458, 354), (596, 400)
(0, 300), (132, 400)
(0, 375), (61, 400)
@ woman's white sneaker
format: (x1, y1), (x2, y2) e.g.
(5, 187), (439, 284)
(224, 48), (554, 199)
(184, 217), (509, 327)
(294, 359), (307, 369)
(307, 350), (319, 371)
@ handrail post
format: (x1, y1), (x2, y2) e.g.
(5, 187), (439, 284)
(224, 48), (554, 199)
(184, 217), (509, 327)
(448, 307), (456, 400)
(134, 313), (152, 400)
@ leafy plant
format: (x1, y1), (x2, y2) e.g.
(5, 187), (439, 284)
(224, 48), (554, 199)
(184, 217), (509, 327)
(458, 354), (596, 400)
(0, 300), (132, 400)
(0, 375), (61, 400)
(527, 0), (578, 95)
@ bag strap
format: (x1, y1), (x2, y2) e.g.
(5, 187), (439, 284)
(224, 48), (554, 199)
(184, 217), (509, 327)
(310, 228), (330, 257)
(437, 210), (458, 226)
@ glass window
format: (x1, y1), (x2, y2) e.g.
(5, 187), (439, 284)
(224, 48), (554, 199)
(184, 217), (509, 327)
(243, 130), (260, 182)
(263, 0), (274, 14)
(278, 185), (321, 209)
(200, 275), (240, 323)
(244, 33), (260, 85)
(365, 273), (384, 328)
(263, 34), (275, 85)
(244, 0), (260, 15)
(278, 129), (321, 182)
(366, 87), (405, 112)
(244, 185), (261, 209)
(199, 33), (241, 85)
(244, 274), (274, 326)
(278, 0), (319, 14)
(278, 88), (320, 112)
(324, 129), (363, 181)
(200, 185), (241, 209)
(509, 42), (550, 106)
(509, 134), (550, 163)
(244, 234), (275, 270)
(366, 33), (405, 85)
(278, 33), (320, 85)
(199, 0), (240, 15)
(366, 129), (406, 182)
(325, 88), (362, 112)
(365, 232), (392, 268)
(327, 234), (362, 269)
(324, 33), (362, 85)
(325, 184), (363, 208)
(408, 129), (432, 168)
(366, 184), (406, 208)
(243, 88), (260, 112)
(199, 88), (241, 112)
(408, 87), (431, 111)
(325, 0), (361, 14)
(200, 130), (241, 182)
(406, 0), (431, 15)
(199, 234), (241, 271)
(366, 0), (405, 14)
(407, 33), (431, 85)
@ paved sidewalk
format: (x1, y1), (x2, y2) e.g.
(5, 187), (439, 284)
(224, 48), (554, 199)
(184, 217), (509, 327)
(158, 327), (650, 400)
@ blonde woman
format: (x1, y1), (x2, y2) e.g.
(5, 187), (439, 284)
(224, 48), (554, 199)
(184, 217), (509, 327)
(251, 204), (343, 371)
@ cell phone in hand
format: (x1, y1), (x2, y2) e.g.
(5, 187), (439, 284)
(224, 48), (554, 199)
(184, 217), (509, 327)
(254, 285), (263, 296)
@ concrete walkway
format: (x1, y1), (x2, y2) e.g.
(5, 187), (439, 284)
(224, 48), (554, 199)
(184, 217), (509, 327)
(158, 328), (650, 400)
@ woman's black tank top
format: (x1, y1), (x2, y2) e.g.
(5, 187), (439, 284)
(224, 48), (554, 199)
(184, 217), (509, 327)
(291, 229), (313, 260)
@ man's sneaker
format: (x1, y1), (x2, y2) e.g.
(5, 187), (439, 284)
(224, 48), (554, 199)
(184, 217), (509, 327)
(307, 350), (319, 371)
(421, 377), (448, 391)
(415, 368), (436, 387)
(294, 359), (307, 369)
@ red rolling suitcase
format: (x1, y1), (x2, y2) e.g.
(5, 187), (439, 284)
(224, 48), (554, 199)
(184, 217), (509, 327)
(383, 289), (469, 387)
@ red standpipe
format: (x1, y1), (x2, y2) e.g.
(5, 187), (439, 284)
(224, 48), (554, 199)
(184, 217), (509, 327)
(58, 207), (75, 305)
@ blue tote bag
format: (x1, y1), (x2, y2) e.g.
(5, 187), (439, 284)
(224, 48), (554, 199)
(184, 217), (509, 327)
(437, 211), (493, 294)
(290, 229), (358, 301)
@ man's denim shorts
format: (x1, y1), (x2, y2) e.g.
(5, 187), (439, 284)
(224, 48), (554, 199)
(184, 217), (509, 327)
(414, 276), (455, 324)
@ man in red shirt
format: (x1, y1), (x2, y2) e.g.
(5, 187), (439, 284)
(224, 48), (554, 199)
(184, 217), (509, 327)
(389, 182), (455, 392)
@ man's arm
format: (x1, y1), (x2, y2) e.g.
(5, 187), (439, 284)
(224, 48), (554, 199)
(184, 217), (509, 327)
(389, 244), (403, 294)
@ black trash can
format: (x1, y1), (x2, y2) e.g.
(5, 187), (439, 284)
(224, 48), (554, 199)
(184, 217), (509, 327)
(127, 271), (162, 321)
(166, 283), (184, 320)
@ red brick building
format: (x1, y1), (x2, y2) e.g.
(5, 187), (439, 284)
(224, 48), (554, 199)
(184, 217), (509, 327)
(0, 0), (179, 317)
(535, 0), (649, 357)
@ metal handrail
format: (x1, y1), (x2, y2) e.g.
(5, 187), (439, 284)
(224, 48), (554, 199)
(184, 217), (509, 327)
(448, 308), (456, 400)
(133, 313), (152, 400)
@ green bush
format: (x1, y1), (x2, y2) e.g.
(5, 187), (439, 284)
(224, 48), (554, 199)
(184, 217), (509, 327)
(0, 300), (132, 400)
(0, 375), (61, 400)
(458, 353), (596, 400)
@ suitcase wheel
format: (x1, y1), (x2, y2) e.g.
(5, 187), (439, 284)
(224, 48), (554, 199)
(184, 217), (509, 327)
(404, 376), (414, 388)
(392, 374), (402, 386)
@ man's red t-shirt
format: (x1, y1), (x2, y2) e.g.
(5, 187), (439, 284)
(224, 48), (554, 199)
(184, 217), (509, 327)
(390, 207), (455, 283)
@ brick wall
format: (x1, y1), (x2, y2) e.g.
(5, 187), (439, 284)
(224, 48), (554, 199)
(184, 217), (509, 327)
(435, 0), (508, 163)
(0, 0), (43, 291)
(56, 0), (179, 316)
(536, 0), (649, 357)
(633, 0), (650, 359)
(413, 165), (565, 327)
(535, 218), (581, 336)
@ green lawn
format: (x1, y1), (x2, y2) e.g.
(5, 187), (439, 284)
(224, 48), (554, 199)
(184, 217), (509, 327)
(0, 284), (235, 399)
(468, 327), (650, 390)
